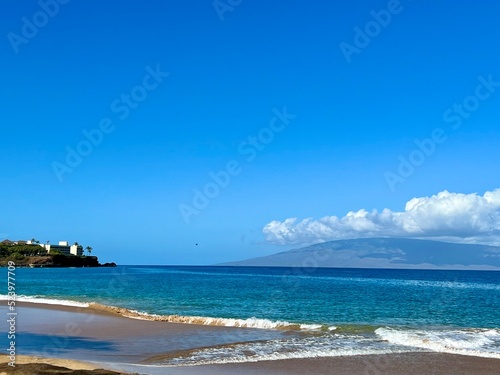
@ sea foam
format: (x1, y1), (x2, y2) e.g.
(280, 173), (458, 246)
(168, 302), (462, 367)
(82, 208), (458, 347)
(0, 294), (90, 308)
(0, 294), (332, 332)
(375, 327), (500, 359)
(147, 334), (414, 367)
(90, 302), (336, 331)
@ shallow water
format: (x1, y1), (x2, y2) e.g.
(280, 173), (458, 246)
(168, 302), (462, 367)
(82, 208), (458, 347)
(2, 266), (499, 365)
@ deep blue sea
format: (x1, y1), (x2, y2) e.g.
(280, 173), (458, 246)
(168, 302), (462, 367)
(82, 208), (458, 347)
(3, 266), (500, 365)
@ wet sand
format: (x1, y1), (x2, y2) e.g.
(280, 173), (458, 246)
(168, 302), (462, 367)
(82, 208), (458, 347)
(1, 302), (284, 366)
(0, 354), (131, 374)
(152, 353), (500, 375)
(3, 302), (500, 375)
(2, 353), (499, 375)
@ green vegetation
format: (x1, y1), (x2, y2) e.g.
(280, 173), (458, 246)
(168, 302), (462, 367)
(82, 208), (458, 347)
(0, 243), (47, 258)
(0, 243), (115, 267)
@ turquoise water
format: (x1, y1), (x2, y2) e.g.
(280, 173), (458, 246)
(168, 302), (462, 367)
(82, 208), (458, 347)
(3, 266), (500, 365)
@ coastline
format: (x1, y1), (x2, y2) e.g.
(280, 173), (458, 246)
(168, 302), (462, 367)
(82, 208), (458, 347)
(2, 352), (500, 375)
(2, 301), (499, 374)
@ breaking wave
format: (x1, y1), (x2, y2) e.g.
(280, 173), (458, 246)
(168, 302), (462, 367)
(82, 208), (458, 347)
(0, 294), (334, 331)
(143, 334), (414, 367)
(0, 294), (90, 308)
(375, 327), (500, 359)
(89, 303), (336, 331)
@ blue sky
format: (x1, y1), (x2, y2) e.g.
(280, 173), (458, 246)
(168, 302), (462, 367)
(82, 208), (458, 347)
(1, 0), (500, 264)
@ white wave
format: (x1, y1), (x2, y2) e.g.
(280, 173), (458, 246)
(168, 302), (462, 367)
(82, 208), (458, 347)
(167, 348), (411, 367)
(0, 294), (90, 308)
(0, 294), (333, 332)
(188, 316), (335, 332)
(202, 316), (294, 329)
(156, 334), (414, 367)
(125, 310), (335, 331)
(375, 327), (500, 359)
(77, 302), (334, 332)
(300, 323), (324, 330)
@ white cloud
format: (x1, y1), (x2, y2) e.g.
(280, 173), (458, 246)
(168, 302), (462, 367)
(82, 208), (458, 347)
(263, 189), (500, 246)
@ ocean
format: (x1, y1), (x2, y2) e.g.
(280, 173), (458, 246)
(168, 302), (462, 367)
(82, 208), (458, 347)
(2, 266), (500, 366)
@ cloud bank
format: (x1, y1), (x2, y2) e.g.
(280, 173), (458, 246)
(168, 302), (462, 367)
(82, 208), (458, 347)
(263, 189), (500, 246)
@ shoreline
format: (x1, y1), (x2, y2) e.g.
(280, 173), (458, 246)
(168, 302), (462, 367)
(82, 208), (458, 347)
(5, 298), (336, 331)
(2, 353), (500, 375)
(2, 301), (500, 374)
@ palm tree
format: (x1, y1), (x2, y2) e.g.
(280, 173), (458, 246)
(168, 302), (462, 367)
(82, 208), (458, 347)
(86, 246), (93, 256)
(74, 242), (79, 246)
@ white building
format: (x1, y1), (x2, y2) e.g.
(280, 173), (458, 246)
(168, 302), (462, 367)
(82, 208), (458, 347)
(42, 241), (83, 256)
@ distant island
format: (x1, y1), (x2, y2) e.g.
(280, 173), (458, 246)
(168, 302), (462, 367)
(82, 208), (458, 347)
(0, 239), (116, 268)
(220, 238), (500, 270)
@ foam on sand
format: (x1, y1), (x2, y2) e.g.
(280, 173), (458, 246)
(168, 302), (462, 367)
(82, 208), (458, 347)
(89, 303), (336, 331)
(375, 327), (500, 359)
(144, 334), (415, 367)
(0, 294), (333, 332)
(0, 294), (90, 308)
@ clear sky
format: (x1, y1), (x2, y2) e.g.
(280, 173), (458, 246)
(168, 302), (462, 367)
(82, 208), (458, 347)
(2, 0), (500, 264)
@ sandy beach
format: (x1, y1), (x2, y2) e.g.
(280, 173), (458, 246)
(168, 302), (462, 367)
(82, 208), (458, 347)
(0, 354), (128, 374)
(2, 302), (500, 375)
(1, 352), (500, 375)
